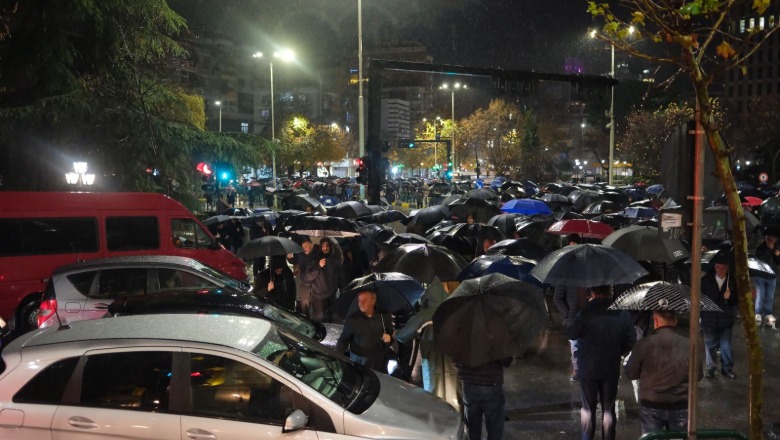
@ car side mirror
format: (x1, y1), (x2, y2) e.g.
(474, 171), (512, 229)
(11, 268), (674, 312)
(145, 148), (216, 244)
(282, 409), (308, 433)
(208, 239), (221, 250)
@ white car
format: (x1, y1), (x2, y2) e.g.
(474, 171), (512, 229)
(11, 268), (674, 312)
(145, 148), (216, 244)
(0, 313), (463, 440)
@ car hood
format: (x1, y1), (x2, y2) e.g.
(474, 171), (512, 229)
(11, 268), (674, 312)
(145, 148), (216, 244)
(344, 373), (462, 439)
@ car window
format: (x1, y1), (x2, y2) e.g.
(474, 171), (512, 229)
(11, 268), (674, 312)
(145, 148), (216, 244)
(106, 216), (160, 251)
(188, 353), (293, 424)
(156, 268), (215, 291)
(13, 357), (79, 404)
(66, 271), (98, 296)
(0, 217), (98, 256)
(172, 218), (213, 249)
(80, 351), (172, 412)
(95, 268), (148, 298)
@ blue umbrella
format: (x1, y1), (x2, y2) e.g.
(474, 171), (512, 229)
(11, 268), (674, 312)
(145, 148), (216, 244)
(319, 195), (340, 206)
(490, 177), (507, 190)
(457, 254), (541, 286)
(620, 206), (659, 219)
(500, 199), (552, 215)
(646, 184), (665, 195)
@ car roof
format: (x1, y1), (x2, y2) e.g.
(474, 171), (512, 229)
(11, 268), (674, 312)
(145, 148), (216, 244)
(13, 313), (273, 351)
(52, 255), (203, 275)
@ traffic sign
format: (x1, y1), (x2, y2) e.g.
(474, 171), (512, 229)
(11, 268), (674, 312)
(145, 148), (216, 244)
(759, 172), (769, 183)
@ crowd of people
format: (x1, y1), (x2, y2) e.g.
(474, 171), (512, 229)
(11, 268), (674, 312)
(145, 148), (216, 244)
(201, 178), (780, 440)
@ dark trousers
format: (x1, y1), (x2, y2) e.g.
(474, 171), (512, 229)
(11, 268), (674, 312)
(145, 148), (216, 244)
(462, 383), (505, 440)
(309, 296), (333, 323)
(580, 376), (619, 440)
(296, 285), (312, 317)
(639, 406), (688, 434)
(703, 326), (734, 373)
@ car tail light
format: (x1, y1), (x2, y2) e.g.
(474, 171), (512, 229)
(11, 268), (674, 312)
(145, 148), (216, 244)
(37, 299), (58, 327)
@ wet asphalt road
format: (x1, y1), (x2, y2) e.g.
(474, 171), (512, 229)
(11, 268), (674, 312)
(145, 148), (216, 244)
(499, 311), (780, 439)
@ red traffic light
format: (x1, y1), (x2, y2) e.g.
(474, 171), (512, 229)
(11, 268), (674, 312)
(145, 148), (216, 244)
(196, 162), (213, 175)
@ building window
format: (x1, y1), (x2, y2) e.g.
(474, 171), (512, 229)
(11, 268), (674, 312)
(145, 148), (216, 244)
(750, 18), (756, 30)
(241, 122), (249, 133)
(761, 17), (766, 30)
(770, 15), (776, 28)
(757, 83), (763, 95)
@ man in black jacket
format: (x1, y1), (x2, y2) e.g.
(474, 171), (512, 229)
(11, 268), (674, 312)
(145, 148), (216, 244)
(287, 236), (317, 317)
(455, 357), (512, 440)
(566, 285), (636, 440)
(701, 260), (739, 379)
(254, 256), (296, 311)
(336, 290), (394, 373)
(625, 310), (702, 434)
(302, 238), (345, 322)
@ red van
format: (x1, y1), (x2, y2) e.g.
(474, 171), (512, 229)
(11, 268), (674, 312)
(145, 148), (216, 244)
(0, 191), (248, 333)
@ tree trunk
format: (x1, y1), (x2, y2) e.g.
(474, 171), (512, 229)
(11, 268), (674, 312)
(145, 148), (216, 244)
(695, 83), (764, 440)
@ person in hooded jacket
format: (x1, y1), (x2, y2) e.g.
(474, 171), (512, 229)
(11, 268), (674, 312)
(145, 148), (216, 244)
(255, 256), (296, 311)
(302, 238), (345, 322)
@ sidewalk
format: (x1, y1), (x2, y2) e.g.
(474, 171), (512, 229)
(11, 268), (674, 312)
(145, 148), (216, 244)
(500, 317), (780, 439)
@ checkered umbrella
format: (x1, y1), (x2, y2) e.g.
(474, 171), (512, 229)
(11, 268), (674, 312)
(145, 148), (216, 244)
(609, 281), (723, 312)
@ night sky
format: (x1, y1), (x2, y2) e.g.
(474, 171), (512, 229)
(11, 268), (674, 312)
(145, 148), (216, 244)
(168, 0), (599, 73)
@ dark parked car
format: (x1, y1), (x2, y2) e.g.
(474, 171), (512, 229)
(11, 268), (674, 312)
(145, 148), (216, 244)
(107, 287), (341, 347)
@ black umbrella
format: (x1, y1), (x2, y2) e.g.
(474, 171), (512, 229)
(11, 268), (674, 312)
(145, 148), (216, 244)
(440, 193), (464, 207)
(448, 198), (502, 223)
(432, 273), (547, 367)
(465, 187), (500, 201)
(581, 200), (620, 216)
(530, 244), (649, 287)
(331, 272), (422, 318)
(358, 224), (396, 243)
(327, 201), (373, 219)
(568, 190), (602, 212)
(291, 194), (323, 210)
(406, 205), (450, 235)
(288, 215), (361, 237)
(428, 232), (477, 258)
(236, 236), (303, 259)
(373, 243), (470, 283)
(363, 210), (409, 224)
(385, 233), (432, 247)
(443, 223), (506, 242)
(486, 213), (525, 237)
(699, 248), (776, 279)
(602, 225), (690, 263)
(609, 281), (723, 312)
(485, 238), (550, 261)
(202, 215), (233, 226)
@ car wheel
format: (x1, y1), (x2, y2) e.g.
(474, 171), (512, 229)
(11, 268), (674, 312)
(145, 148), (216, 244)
(16, 297), (41, 334)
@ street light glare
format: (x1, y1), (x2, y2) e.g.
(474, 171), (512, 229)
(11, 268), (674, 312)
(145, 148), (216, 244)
(252, 52), (263, 59)
(275, 49), (295, 62)
(215, 100), (221, 106)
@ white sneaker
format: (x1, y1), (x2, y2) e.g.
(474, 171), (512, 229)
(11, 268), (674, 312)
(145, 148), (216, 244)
(765, 315), (776, 326)
(756, 314), (763, 323)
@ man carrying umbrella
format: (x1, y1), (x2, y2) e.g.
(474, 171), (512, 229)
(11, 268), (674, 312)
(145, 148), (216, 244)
(336, 290), (395, 373)
(287, 236), (318, 317)
(302, 238), (344, 322)
(566, 285), (636, 440)
(701, 257), (739, 379)
(624, 310), (703, 434)
(255, 256), (296, 311)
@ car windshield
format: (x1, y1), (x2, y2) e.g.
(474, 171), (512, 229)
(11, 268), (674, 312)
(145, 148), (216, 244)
(259, 302), (318, 340)
(251, 326), (364, 409)
(192, 261), (250, 291)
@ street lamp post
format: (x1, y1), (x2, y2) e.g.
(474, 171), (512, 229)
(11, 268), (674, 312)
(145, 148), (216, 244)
(357, 0), (365, 157)
(591, 27), (633, 185)
(215, 101), (222, 132)
(253, 50), (295, 192)
(439, 83), (466, 177)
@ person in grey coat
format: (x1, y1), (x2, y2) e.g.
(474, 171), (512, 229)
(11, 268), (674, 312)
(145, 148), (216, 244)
(625, 310), (703, 434)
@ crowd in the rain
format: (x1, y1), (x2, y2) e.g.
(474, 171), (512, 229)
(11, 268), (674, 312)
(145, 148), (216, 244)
(201, 175), (780, 440)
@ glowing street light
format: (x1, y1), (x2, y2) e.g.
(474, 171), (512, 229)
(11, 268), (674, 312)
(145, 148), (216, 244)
(214, 101), (222, 132)
(65, 162), (95, 188)
(253, 49), (296, 190)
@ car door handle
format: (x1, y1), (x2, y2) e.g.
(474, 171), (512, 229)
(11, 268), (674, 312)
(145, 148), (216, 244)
(94, 303), (110, 310)
(67, 416), (99, 429)
(185, 428), (217, 439)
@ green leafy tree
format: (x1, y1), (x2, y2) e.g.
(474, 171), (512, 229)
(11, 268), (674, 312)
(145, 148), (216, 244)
(276, 116), (349, 176)
(0, 0), (264, 208)
(589, 1), (779, 436)
(458, 99), (525, 178)
(519, 111), (558, 183)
